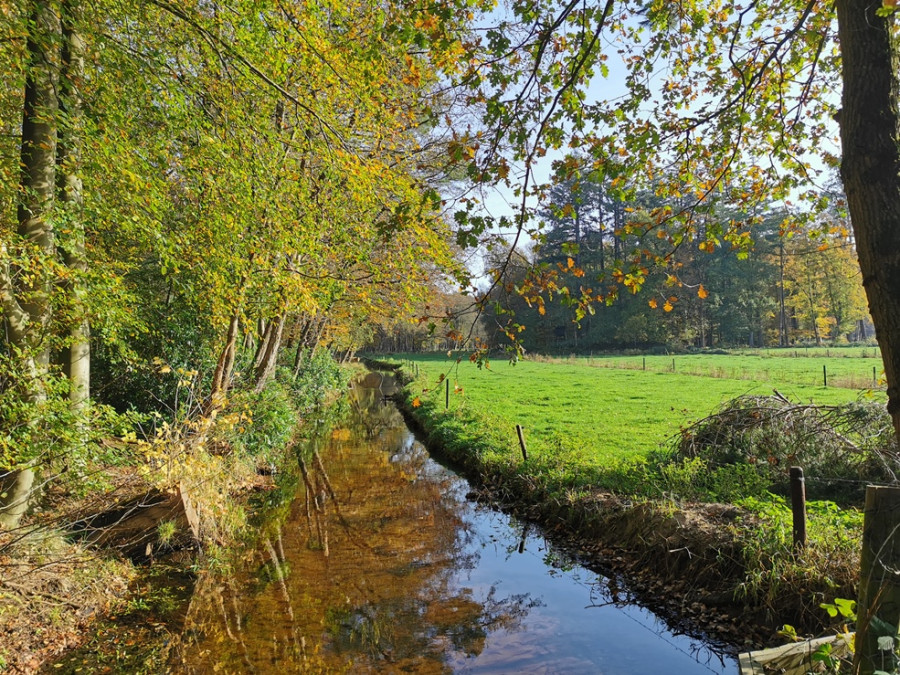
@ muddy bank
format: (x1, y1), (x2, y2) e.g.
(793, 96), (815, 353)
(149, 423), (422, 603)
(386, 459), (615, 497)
(380, 362), (855, 651)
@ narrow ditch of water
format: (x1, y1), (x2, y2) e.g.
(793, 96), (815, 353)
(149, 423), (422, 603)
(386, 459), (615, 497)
(170, 373), (737, 673)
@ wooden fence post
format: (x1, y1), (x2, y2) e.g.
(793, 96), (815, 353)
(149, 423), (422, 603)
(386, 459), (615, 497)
(823, 364), (828, 387)
(516, 424), (528, 462)
(854, 486), (900, 675)
(790, 467), (806, 549)
(445, 378), (450, 409)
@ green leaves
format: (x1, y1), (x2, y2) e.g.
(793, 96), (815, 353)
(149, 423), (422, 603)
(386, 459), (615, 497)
(820, 597), (857, 620)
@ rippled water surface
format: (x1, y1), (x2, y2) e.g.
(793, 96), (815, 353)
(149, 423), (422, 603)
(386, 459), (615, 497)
(172, 373), (736, 673)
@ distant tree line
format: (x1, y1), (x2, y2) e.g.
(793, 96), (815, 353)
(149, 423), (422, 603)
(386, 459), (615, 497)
(481, 168), (870, 353)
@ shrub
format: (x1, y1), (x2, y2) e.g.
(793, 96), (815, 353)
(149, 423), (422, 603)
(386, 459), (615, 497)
(284, 350), (349, 412)
(222, 381), (298, 462)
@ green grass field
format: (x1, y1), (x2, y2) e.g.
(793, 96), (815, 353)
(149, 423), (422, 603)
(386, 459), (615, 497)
(577, 347), (884, 390)
(398, 352), (884, 468)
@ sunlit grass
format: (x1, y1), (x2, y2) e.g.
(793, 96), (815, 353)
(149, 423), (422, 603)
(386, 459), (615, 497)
(398, 352), (880, 470)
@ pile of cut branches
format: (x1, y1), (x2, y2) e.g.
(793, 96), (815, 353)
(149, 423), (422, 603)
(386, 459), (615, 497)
(672, 392), (897, 502)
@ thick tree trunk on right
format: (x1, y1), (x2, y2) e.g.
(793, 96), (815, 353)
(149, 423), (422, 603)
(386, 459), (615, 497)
(836, 0), (900, 445)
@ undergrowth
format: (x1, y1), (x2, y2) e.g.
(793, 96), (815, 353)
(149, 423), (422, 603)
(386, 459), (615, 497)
(1, 351), (351, 672)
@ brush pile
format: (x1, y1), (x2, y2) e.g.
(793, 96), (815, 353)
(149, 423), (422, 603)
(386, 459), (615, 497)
(672, 392), (898, 501)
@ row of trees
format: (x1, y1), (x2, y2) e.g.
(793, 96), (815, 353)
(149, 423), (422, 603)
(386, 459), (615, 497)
(481, 171), (869, 351)
(0, 0), (479, 528)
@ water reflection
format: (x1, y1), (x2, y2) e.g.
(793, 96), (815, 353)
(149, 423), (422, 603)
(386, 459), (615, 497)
(172, 374), (536, 673)
(171, 373), (735, 674)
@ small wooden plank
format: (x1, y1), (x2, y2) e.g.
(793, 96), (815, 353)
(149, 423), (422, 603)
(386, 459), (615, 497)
(738, 634), (853, 674)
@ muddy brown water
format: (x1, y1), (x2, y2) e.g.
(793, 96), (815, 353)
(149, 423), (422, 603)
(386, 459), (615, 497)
(170, 373), (737, 673)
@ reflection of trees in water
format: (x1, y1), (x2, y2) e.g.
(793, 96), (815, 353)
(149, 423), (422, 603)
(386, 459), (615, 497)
(325, 585), (539, 666)
(171, 382), (539, 673)
(346, 373), (405, 440)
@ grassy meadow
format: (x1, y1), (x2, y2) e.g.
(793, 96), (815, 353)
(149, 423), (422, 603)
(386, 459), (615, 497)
(578, 347), (884, 390)
(398, 350), (884, 473)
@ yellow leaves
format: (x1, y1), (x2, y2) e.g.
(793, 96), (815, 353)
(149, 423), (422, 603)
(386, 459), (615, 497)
(414, 14), (439, 31)
(697, 284), (709, 299)
(648, 298), (658, 309)
(663, 301), (674, 312)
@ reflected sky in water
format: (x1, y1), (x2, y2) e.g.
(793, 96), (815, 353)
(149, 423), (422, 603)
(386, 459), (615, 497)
(171, 374), (735, 674)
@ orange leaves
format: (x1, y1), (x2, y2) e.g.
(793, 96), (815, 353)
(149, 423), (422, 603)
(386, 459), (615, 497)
(414, 14), (438, 31)
(663, 300), (674, 312)
(648, 298), (658, 309)
(411, 397), (422, 408)
(697, 284), (709, 299)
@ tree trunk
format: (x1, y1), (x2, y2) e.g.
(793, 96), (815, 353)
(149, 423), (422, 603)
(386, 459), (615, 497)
(58, 0), (89, 413)
(836, 0), (900, 445)
(0, 1), (61, 530)
(210, 311), (240, 404)
(291, 316), (315, 378)
(252, 320), (274, 373)
(254, 315), (285, 392)
(309, 317), (328, 355)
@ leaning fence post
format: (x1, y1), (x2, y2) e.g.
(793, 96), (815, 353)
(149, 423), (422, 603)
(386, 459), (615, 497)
(515, 424), (528, 462)
(854, 485), (900, 675)
(789, 466), (806, 549)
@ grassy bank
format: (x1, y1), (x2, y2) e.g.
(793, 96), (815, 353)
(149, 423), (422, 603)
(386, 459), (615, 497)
(1, 354), (351, 673)
(385, 352), (883, 643)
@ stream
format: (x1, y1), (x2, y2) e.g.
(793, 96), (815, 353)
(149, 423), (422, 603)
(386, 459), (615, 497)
(170, 372), (737, 673)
